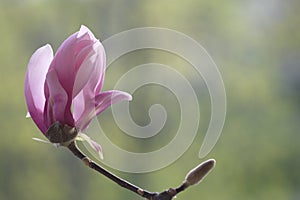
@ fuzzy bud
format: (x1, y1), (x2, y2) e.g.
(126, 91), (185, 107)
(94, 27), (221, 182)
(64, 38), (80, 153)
(185, 159), (216, 186)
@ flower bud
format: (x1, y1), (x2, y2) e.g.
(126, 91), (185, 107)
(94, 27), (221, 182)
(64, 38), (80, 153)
(185, 159), (216, 186)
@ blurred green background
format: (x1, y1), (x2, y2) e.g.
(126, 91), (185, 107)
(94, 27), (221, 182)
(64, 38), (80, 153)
(0, 0), (299, 199)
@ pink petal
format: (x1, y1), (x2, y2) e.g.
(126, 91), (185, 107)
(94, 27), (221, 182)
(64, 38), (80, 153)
(72, 43), (101, 98)
(49, 26), (99, 125)
(44, 70), (68, 127)
(24, 44), (53, 133)
(94, 90), (132, 115)
(85, 42), (106, 97)
(78, 90), (132, 130)
(78, 25), (97, 42)
(74, 26), (106, 97)
(78, 133), (103, 160)
(73, 91), (85, 122)
(49, 26), (97, 96)
(94, 44), (106, 95)
(72, 42), (106, 123)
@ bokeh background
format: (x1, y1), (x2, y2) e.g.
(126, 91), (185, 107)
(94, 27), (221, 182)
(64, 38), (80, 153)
(0, 0), (299, 199)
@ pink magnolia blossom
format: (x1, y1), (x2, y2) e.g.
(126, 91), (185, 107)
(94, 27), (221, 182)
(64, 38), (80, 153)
(25, 25), (132, 155)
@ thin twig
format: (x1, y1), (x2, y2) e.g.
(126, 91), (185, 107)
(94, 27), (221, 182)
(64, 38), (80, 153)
(67, 141), (157, 199)
(45, 122), (215, 200)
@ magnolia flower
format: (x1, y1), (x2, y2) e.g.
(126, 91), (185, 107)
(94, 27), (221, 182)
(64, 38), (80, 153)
(25, 25), (132, 158)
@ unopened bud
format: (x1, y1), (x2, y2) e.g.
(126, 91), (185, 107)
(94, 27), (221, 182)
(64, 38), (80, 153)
(185, 159), (216, 186)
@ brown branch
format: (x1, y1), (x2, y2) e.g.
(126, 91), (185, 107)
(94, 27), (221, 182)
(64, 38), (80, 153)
(67, 141), (157, 199)
(45, 122), (216, 199)
(67, 141), (215, 200)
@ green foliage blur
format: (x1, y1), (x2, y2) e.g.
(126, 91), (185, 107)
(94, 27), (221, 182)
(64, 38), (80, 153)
(0, 0), (299, 199)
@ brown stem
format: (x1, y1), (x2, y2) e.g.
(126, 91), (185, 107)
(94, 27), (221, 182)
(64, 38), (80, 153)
(66, 141), (215, 200)
(67, 141), (157, 199)
(45, 122), (215, 199)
